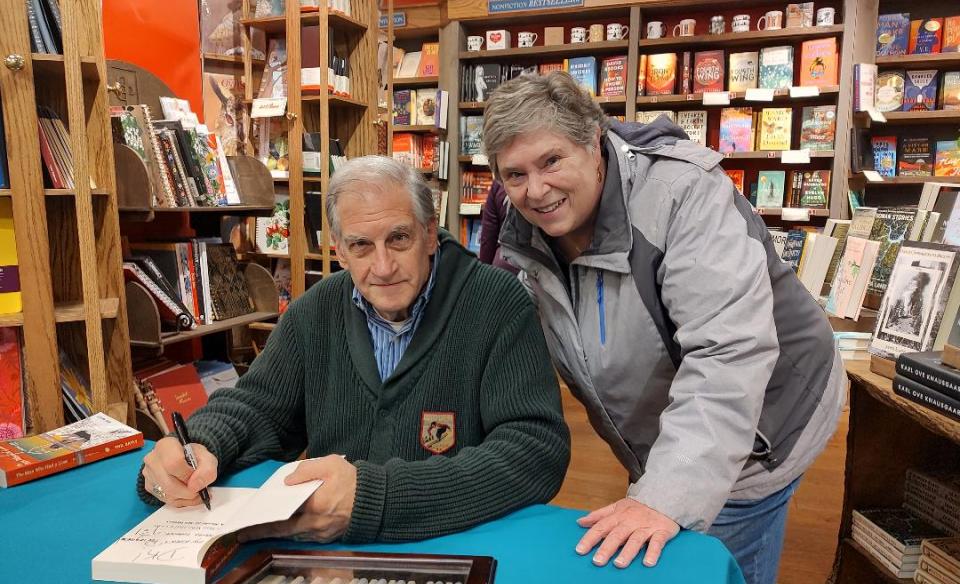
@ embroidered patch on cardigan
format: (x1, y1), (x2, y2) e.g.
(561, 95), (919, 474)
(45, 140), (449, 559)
(420, 411), (455, 454)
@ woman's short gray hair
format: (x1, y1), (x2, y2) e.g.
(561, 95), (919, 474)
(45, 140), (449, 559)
(326, 155), (436, 239)
(482, 71), (610, 180)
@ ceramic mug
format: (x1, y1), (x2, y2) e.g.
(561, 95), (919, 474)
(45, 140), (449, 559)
(467, 35), (484, 51)
(570, 26), (587, 43)
(757, 10), (783, 30)
(589, 24), (604, 42)
(517, 31), (538, 47)
(732, 14), (750, 33)
(672, 18), (696, 37)
(606, 23), (629, 40)
(816, 7), (836, 26)
(646, 21), (665, 39)
(709, 15), (725, 34)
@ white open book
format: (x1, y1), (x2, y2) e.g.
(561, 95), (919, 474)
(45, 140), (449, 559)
(92, 461), (322, 584)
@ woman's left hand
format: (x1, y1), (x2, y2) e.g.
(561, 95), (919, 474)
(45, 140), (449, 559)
(576, 498), (680, 569)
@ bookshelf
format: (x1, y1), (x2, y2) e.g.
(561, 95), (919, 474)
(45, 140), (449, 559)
(0, 0), (134, 432)
(240, 0), (378, 299)
(831, 360), (960, 583)
(446, 0), (865, 242)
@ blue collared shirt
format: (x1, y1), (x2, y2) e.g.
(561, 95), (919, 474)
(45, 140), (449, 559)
(351, 247), (441, 381)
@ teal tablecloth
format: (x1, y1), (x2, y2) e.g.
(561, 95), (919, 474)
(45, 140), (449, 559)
(0, 443), (744, 583)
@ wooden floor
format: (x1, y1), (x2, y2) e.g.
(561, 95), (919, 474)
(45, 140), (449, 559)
(550, 388), (849, 584)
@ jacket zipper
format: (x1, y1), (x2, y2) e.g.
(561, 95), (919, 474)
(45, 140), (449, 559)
(597, 271), (606, 346)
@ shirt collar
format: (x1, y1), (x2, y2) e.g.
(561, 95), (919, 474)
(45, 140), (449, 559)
(352, 245), (442, 334)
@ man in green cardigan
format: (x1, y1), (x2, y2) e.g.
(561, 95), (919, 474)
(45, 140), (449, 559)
(138, 155), (571, 543)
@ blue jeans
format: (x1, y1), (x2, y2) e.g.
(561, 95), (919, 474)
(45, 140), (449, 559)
(706, 476), (802, 584)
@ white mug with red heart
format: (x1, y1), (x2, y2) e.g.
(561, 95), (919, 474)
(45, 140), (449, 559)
(485, 29), (511, 51)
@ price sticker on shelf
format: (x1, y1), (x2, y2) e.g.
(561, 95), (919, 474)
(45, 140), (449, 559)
(251, 97), (287, 118)
(459, 203), (482, 215)
(862, 170), (884, 182)
(471, 154), (489, 166)
(781, 149), (811, 164)
(702, 91), (730, 105)
(782, 208), (810, 222)
(789, 86), (820, 98)
(865, 108), (887, 123)
(745, 88), (775, 102)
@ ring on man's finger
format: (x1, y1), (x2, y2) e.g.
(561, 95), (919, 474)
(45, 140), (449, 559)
(152, 483), (167, 501)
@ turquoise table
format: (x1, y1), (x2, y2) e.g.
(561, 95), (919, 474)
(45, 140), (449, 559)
(0, 445), (744, 584)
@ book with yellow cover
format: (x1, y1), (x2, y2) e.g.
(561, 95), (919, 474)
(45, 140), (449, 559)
(645, 53), (677, 96)
(0, 198), (20, 315)
(759, 108), (793, 151)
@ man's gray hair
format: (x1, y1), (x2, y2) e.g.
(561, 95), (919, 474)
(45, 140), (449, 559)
(482, 71), (611, 180)
(326, 155), (436, 239)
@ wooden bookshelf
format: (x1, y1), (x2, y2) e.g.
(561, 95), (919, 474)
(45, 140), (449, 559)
(202, 52), (265, 67)
(241, 0), (377, 297)
(393, 124), (439, 133)
(459, 39), (630, 61)
(0, 0), (134, 431)
(393, 75), (439, 88)
(878, 111), (960, 125)
(150, 205), (275, 214)
(130, 312), (279, 348)
(875, 53), (960, 68)
(831, 359), (960, 583)
(636, 24), (844, 50)
(723, 150), (835, 159)
(755, 207), (831, 217)
(636, 86), (841, 106)
(851, 175), (960, 185)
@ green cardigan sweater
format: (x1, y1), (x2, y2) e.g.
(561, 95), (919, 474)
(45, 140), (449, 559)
(138, 234), (570, 543)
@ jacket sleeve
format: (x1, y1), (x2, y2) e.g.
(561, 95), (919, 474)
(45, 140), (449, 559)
(342, 295), (571, 543)
(478, 181), (506, 265)
(627, 167), (779, 531)
(137, 307), (309, 504)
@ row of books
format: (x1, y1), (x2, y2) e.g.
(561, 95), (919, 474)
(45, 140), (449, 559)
(38, 107), (95, 191)
(460, 63), (539, 102)
(392, 88), (450, 127)
(125, 241), (256, 330)
(734, 169), (830, 209)
(851, 469), (960, 580)
(876, 14), (960, 56)
(870, 135), (960, 178)
(461, 169), (494, 205)
(896, 352), (960, 422)
(637, 105), (836, 154)
(25, 0), (62, 54)
(640, 39), (837, 98)
(254, 0), (352, 18)
(111, 102), (240, 208)
(132, 358), (239, 436)
(0, 198), (20, 316)
(393, 43), (440, 78)
(857, 65), (960, 113)
(392, 133), (438, 172)
(833, 331), (872, 361)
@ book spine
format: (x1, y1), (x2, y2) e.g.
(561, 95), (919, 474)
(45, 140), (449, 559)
(78, 434), (144, 465)
(896, 356), (960, 401)
(2, 451), (78, 487)
(24, 0), (47, 53)
(893, 374), (960, 422)
(854, 64), (862, 111)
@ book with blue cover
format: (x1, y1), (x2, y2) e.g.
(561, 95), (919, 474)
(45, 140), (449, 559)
(876, 13), (911, 56)
(903, 70), (939, 111)
(872, 136), (898, 178)
(758, 46), (794, 90)
(566, 56), (598, 96)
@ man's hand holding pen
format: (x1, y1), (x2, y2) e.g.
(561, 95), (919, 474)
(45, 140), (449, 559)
(142, 436), (218, 509)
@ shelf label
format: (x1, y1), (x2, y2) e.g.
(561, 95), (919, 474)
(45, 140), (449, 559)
(862, 170), (884, 182)
(459, 203), (482, 215)
(379, 12), (406, 28)
(865, 108), (887, 123)
(782, 208), (810, 222)
(702, 91), (730, 105)
(251, 97), (287, 118)
(745, 88), (775, 102)
(488, 0), (582, 13)
(781, 149), (811, 164)
(471, 154), (489, 166)
(789, 86), (820, 98)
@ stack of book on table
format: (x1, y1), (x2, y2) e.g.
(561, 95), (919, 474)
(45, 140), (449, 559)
(894, 351), (960, 421)
(904, 469), (960, 536)
(852, 508), (946, 578)
(916, 538), (960, 584)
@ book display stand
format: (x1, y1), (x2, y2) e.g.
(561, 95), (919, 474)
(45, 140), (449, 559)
(0, 0), (134, 432)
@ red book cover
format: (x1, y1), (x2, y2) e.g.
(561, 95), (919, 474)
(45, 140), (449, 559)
(645, 53), (677, 96)
(600, 56), (627, 97)
(0, 413), (143, 488)
(693, 50), (725, 94)
(909, 18), (944, 54)
(725, 169), (746, 195)
(144, 363), (209, 431)
(944, 16), (960, 52)
(0, 328), (24, 439)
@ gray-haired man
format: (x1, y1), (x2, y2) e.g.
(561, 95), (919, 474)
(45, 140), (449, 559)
(137, 155), (570, 543)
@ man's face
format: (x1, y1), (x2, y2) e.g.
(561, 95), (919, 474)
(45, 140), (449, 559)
(334, 183), (437, 322)
(496, 128), (603, 239)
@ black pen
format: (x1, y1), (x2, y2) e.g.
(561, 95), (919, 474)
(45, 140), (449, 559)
(171, 411), (212, 510)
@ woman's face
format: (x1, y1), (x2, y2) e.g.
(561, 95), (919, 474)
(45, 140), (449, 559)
(496, 128), (603, 240)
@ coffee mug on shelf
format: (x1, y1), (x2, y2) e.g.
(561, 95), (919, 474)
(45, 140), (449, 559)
(571, 26), (587, 43)
(672, 18), (696, 37)
(589, 24), (604, 42)
(517, 31), (538, 48)
(731, 14), (750, 33)
(646, 21), (666, 39)
(606, 23), (629, 40)
(757, 10), (783, 30)
(467, 35), (484, 51)
(816, 7), (836, 26)
(709, 15), (725, 35)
